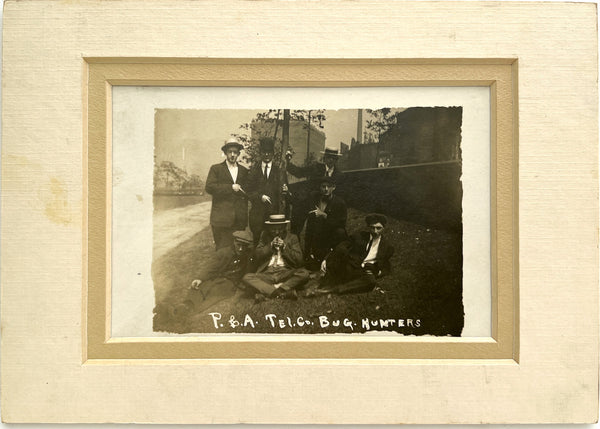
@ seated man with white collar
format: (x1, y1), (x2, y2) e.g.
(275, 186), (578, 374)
(242, 214), (310, 300)
(318, 213), (395, 295)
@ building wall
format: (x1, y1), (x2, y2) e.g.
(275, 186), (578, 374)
(336, 161), (462, 232)
(251, 119), (325, 166)
(380, 107), (463, 166)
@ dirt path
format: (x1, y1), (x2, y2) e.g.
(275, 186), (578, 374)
(153, 201), (212, 260)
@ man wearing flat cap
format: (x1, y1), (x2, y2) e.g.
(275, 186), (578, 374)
(205, 137), (249, 250)
(318, 213), (394, 295)
(285, 146), (344, 235)
(304, 175), (347, 269)
(242, 214), (310, 300)
(177, 229), (255, 314)
(246, 137), (288, 246)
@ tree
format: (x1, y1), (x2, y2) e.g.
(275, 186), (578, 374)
(153, 161), (204, 193)
(234, 109), (326, 167)
(365, 108), (397, 142)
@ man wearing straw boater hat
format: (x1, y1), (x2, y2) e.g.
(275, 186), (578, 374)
(241, 214), (310, 300)
(246, 137), (288, 246)
(285, 146), (344, 235)
(205, 137), (249, 250)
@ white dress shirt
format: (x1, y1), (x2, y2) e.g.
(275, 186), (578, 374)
(268, 248), (286, 268)
(226, 161), (238, 183)
(362, 235), (381, 267)
(261, 161), (272, 179)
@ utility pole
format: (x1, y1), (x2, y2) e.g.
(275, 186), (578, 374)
(280, 109), (291, 216)
(305, 110), (312, 166)
(357, 108), (363, 144)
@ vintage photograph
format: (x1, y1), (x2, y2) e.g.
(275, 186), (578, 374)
(151, 107), (464, 335)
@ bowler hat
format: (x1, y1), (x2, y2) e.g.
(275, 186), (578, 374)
(259, 137), (275, 152)
(232, 229), (253, 244)
(264, 214), (290, 225)
(365, 213), (387, 226)
(221, 137), (244, 153)
(319, 175), (337, 185)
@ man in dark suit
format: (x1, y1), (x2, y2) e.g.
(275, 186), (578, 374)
(285, 147), (344, 235)
(247, 137), (288, 246)
(205, 137), (249, 250)
(304, 175), (347, 269)
(242, 214), (310, 300)
(318, 213), (394, 295)
(182, 229), (256, 312)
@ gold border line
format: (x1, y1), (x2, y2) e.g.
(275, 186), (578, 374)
(85, 59), (518, 361)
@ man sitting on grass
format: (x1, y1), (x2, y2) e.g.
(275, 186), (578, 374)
(242, 214), (310, 301)
(317, 213), (394, 295)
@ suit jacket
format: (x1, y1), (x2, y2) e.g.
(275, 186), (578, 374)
(254, 231), (304, 273)
(196, 246), (254, 282)
(342, 231), (395, 277)
(306, 192), (347, 233)
(205, 161), (249, 229)
(246, 162), (285, 223)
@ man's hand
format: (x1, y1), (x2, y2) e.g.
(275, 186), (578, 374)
(271, 237), (285, 249)
(313, 206), (327, 218)
(190, 279), (202, 290)
(232, 184), (242, 192)
(282, 184), (288, 193)
(285, 151), (293, 161)
(261, 194), (272, 204)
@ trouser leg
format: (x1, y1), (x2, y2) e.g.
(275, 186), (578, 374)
(242, 272), (277, 296)
(334, 271), (377, 295)
(212, 226), (235, 250)
(279, 268), (311, 291)
(249, 219), (263, 247)
(290, 199), (308, 235)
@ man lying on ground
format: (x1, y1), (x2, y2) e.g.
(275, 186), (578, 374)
(242, 214), (310, 301)
(187, 229), (255, 301)
(160, 229), (256, 320)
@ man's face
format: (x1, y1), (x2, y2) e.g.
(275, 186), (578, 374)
(267, 224), (287, 238)
(323, 154), (337, 168)
(225, 148), (240, 164)
(320, 182), (335, 197)
(233, 240), (248, 255)
(368, 222), (385, 239)
(261, 151), (273, 164)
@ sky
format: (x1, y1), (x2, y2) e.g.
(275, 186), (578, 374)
(154, 108), (387, 179)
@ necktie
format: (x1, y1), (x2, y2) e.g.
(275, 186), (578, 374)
(264, 164), (269, 180)
(365, 236), (373, 255)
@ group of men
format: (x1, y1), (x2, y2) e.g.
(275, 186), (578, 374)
(191, 136), (394, 302)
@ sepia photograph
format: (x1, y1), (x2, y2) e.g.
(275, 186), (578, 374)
(150, 106), (464, 335)
(110, 86), (491, 338)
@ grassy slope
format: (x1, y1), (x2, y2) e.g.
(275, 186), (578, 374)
(153, 208), (463, 336)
